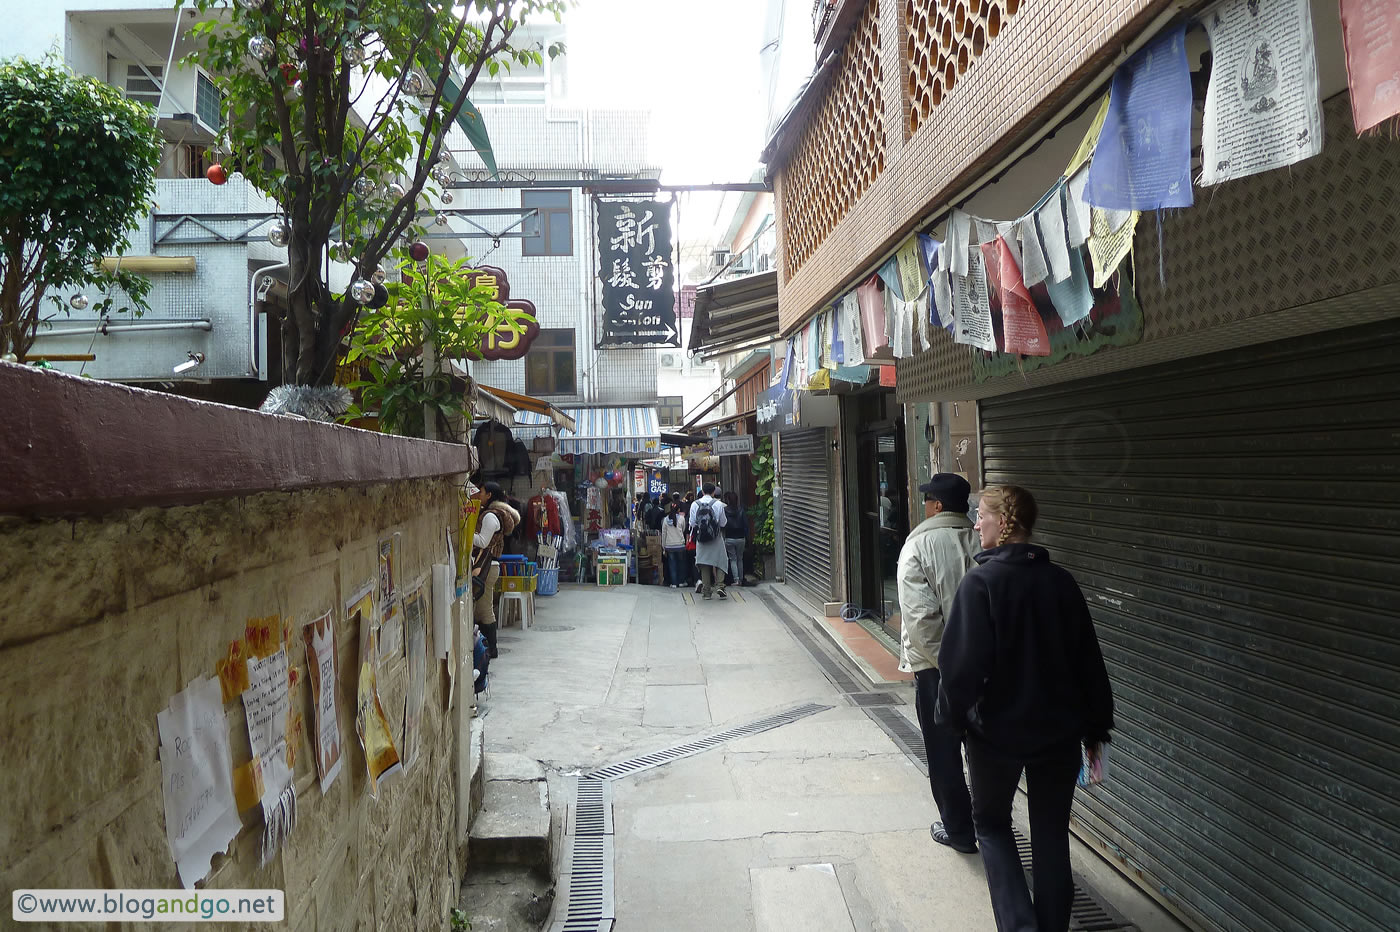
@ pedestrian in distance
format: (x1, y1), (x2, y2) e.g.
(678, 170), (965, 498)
(660, 500), (688, 588)
(645, 494), (666, 532)
(895, 473), (980, 854)
(721, 490), (750, 588)
(688, 482), (729, 599)
(937, 484), (1115, 932)
(471, 481), (521, 659)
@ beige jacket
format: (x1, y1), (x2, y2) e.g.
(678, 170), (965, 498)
(896, 511), (978, 673)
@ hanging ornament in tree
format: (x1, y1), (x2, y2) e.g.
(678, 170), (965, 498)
(279, 62), (298, 85)
(435, 213), (449, 227)
(344, 43), (366, 67)
(235, 0), (264, 10)
(387, 182), (406, 200)
(401, 71), (427, 97)
(409, 241), (430, 262)
(353, 176), (374, 197)
(206, 163), (229, 185)
(438, 150), (453, 166)
(289, 79), (303, 98)
(440, 191), (453, 205)
(371, 266), (387, 284)
(267, 219), (291, 247)
(349, 280), (376, 305)
(69, 294), (89, 311)
(248, 35), (274, 63)
(368, 282), (389, 309)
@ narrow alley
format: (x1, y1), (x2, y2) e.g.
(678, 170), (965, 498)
(465, 582), (1182, 932)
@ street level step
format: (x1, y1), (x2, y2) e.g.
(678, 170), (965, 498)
(469, 754), (552, 869)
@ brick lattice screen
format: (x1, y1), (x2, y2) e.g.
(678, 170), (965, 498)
(780, 0), (885, 280)
(904, 0), (1024, 137)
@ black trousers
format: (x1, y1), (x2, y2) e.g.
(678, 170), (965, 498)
(912, 668), (975, 845)
(966, 737), (1082, 932)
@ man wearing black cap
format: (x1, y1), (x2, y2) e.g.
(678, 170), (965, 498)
(897, 472), (980, 854)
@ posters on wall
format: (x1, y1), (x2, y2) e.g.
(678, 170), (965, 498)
(377, 534), (402, 658)
(241, 647), (296, 866)
(402, 580), (428, 772)
(301, 611), (343, 794)
(597, 199), (680, 346)
(1085, 24), (1194, 210)
(1340, 0), (1400, 132)
(348, 580), (402, 797)
(1200, 0), (1323, 186)
(432, 563), (454, 662)
(157, 675), (242, 888)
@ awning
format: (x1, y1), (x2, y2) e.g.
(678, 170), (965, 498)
(477, 383), (576, 432)
(474, 386), (519, 427)
(689, 270), (780, 360)
(515, 406), (660, 456)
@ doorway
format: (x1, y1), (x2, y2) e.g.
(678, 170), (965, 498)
(855, 414), (908, 640)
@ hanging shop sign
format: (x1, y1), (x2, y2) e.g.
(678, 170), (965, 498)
(596, 199), (680, 347)
(461, 266), (540, 361)
(715, 434), (755, 457)
(757, 384), (797, 435)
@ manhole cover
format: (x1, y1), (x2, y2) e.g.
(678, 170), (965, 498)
(496, 636), (521, 643)
(533, 624), (575, 632)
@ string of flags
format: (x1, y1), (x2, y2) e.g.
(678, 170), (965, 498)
(779, 0), (1396, 380)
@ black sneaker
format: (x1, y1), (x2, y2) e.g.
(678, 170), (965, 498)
(717, 588), (728, 599)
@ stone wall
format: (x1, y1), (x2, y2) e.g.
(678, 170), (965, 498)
(0, 478), (470, 931)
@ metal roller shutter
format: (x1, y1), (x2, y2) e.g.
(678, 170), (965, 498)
(778, 428), (836, 602)
(979, 322), (1400, 932)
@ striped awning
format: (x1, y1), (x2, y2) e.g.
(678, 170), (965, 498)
(515, 406), (661, 456)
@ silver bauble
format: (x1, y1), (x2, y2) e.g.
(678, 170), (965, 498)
(353, 176), (374, 197)
(344, 44), (366, 67)
(235, 0), (263, 9)
(401, 71), (426, 96)
(387, 182), (406, 199)
(267, 219), (291, 247)
(69, 294), (89, 311)
(440, 190), (453, 205)
(248, 35), (274, 62)
(438, 150), (453, 165)
(288, 79), (302, 98)
(371, 266), (387, 284)
(435, 213), (449, 227)
(349, 279), (376, 305)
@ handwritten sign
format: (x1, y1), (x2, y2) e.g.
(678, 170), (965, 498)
(243, 648), (296, 863)
(158, 676), (241, 888)
(301, 612), (343, 793)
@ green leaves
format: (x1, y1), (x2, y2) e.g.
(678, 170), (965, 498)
(0, 56), (162, 357)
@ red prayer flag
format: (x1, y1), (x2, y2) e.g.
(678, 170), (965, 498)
(1341, 0), (1400, 133)
(981, 236), (1050, 357)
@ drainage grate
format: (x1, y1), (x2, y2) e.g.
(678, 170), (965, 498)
(1011, 827), (1138, 931)
(565, 776), (615, 836)
(550, 778), (616, 932)
(533, 624), (576, 632)
(582, 702), (832, 781)
(863, 705), (929, 771)
(846, 691), (904, 707)
(755, 592), (866, 693)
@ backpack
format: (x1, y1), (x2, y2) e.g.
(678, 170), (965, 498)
(693, 500), (720, 544)
(473, 630), (490, 694)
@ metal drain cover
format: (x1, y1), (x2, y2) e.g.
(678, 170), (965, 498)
(847, 691), (904, 707)
(496, 636), (522, 643)
(533, 624), (576, 632)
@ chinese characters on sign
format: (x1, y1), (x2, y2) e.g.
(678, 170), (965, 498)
(462, 265), (541, 361)
(597, 199), (680, 346)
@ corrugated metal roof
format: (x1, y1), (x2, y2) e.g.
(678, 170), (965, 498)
(515, 405), (660, 455)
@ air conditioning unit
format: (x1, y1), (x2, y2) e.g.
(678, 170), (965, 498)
(115, 61), (223, 142)
(659, 353), (681, 368)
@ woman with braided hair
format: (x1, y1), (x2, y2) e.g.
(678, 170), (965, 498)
(936, 485), (1114, 932)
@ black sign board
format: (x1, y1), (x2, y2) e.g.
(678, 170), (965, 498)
(596, 199), (680, 347)
(756, 384), (796, 435)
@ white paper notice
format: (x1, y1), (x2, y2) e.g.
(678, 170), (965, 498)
(243, 649), (296, 865)
(432, 563), (454, 661)
(158, 676), (241, 888)
(1200, 0), (1322, 186)
(403, 583), (428, 772)
(302, 612), (343, 794)
(953, 247), (998, 352)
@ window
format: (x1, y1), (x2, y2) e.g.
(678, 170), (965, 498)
(525, 329), (576, 395)
(657, 395), (684, 427)
(522, 190), (572, 256)
(195, 71), (224, 131)
(124, 64), (163, 108)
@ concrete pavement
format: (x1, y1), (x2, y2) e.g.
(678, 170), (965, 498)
(469, 581), (1185, 932)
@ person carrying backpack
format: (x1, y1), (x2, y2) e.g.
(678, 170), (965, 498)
(660, 501), (688, 588)
(688, 482), (729, 600)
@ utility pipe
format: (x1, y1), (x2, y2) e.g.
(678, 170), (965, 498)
(250, 261), (288, 377)
(36, 319), (213, 338)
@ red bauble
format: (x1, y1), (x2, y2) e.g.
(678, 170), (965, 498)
(206, 163), (228, 185)
(409, 241), (430, 262)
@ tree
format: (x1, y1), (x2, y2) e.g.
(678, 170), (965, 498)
(343, 253), (536, 438)
(187, 0), (565, 386)
(0, 58), (162, 361)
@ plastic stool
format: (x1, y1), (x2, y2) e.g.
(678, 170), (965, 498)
(498, 591), (534, 630)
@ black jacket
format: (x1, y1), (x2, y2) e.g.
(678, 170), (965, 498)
(936, 543), (1114, 758)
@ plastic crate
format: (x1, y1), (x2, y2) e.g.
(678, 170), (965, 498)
(537, 567), (559, 596)
(497, 574), (537, 593)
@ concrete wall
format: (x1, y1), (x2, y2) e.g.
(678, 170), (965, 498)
(0, 478), (468, 931)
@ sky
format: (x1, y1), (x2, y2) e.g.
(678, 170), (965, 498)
(562, 0), (815, 182)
